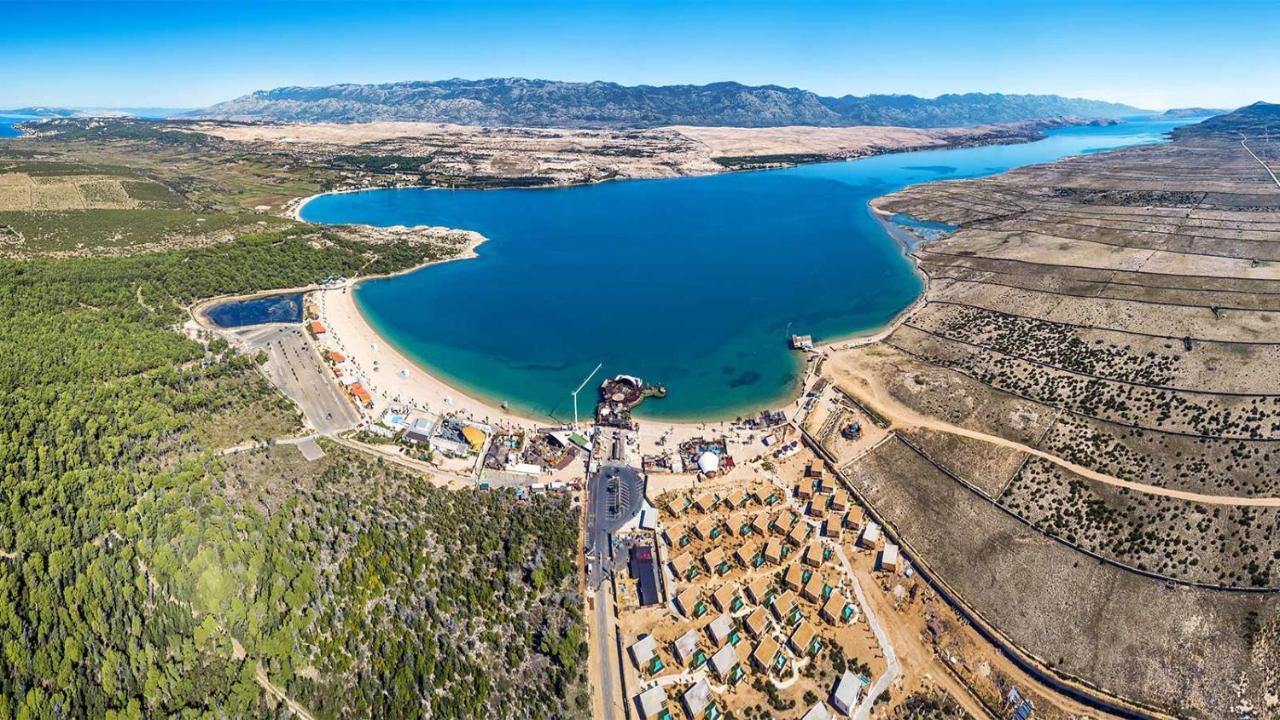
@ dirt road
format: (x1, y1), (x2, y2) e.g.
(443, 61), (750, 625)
(827, 362), (1280, 507)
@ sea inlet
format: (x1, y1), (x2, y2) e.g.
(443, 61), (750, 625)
(302, 118), (1199, 421)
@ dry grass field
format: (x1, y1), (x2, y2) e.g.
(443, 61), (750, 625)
(1001, 457), (1280, 586)
(0, 172), (145, 211)
(841, 437), (1275, 719)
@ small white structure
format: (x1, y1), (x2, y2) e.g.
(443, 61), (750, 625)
(697, 451), (720, 474)
(365, 423), (395, 438)
(709, 644), (738, 678)
(831, 670), (862, 714)
(880, 543), (900, 572)
(681, 679), (713, 719)
(859, 521), (882, 549)
(505, 462), (543, 478)
(628, 635), (658, 670)
(638, 506), (659, 531)
(635, 685), (667, 720)
(802, 701), (832, 720)
(706, 612), (734, 646)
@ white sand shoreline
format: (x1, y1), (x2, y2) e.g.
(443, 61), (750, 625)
(312, 234), (549, 428)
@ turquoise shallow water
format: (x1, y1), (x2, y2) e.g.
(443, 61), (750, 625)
(302, 117), (1200, 421)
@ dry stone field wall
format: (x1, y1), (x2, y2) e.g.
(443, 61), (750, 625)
(833, 107), (1280, 718)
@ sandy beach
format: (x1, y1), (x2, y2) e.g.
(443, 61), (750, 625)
(314, 274), (544, 430)
(293, 186), (933, 460)
(307, 232), (549, 433)
(309, 246), (820, 470)
(315, 272), (792, 448)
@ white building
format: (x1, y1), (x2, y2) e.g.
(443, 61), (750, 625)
(706, 612), (734, 646)
(628, 635), (658, 670)
(859, 521), (882, 549)
(635, 686), (667, 720)
(880, 543), (900, 572)
(709, 644), (738, 678)
(505, 462), (543, 478)
(681, 679), (713, 719)
(831, 670), (862, 714)
(802, 701), (832, 720)
(697, 451), (720, 474)
(673, 629), (701, 665)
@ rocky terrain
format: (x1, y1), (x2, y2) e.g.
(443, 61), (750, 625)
(189, 77), (1146, 128)
(823, 102), (1280, 718)
(184, 116), (1086, 187)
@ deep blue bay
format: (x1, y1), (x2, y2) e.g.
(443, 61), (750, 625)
(302, 117), (1199, 421)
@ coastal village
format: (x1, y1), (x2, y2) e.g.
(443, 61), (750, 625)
(193, 272), (1074, 720)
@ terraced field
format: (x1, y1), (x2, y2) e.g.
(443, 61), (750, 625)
(826, 103), (1280, 718)
(0, 159), (295, 256)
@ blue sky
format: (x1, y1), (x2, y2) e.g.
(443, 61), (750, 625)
(3, 0), (1276, 110)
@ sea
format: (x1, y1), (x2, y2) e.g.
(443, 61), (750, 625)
(300, 117), (1202, 422)
(0, 117), (26, 138)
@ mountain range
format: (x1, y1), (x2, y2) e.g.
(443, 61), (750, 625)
(1171, 101), (1279, 139)
(189, 78), (1149, 129)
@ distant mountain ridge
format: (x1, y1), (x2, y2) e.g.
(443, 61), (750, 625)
(1172, 101), (1280, 140)
(1159, 107), (1230, 118)
(0, 107), (81, 118)
(189, 78), (1148, 129)
(0, 106), (191, 119)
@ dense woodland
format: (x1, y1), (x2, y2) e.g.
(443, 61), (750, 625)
(0, 227), (586, 718)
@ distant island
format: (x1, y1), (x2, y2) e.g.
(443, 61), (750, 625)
(188, 77), (1149, 128)
(1160, 106), (1230, 118)
(0, 106), (190, 119)
(0, 106), (81, 118)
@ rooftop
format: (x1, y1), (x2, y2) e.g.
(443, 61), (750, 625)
(682, 679), (713, 718)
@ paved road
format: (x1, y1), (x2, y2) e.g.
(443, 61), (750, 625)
(1241, 138), (1280, 188)
(593, 589), (620, 720)
(238, 325), (360, 435)
(585, 462), (646, 720)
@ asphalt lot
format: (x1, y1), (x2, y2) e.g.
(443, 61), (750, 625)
(585, 463), (645, 589)
(585, 462), (645, 720)
(237, 325), (360, 435)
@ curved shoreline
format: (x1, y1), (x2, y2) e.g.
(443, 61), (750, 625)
(294, 194), (929, 427)
(286, 118), (1184, 426)
(326, 254), (807, 429)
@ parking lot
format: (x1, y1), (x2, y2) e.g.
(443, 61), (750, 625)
(236, 325), (360, 435)
(586, 463), (646, 588)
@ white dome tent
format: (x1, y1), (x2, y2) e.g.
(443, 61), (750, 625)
(696, 451), (720, 474)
